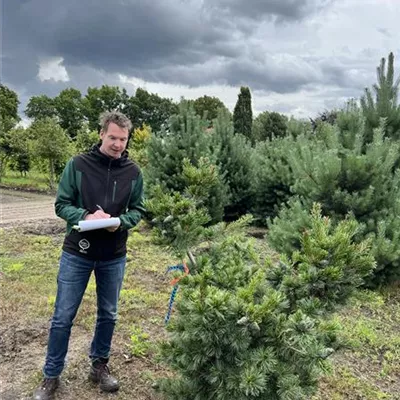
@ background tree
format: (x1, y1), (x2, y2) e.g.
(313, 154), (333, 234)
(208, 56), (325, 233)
(9, 127), (31, 176)
(54, 88), (85, 138)
(74, 123), (99, 154)
(251, 136), (294, 224)
(286, 116), (312, 138)
(29, 118), (72, 189)
(310, 110), (338, 132)
(267, 120), (400, 285)
(252, 111), (288, 142)
(192, 95), (228, 125)
(0, 84), (20, 180)
(233, 86), (253, 139)
(361, 52), (400, 142)
(212, 108), (255, 220)
(126, 88), (178, 133)
(146, 101), (229, 223)
(128, 123), (151, 166)
(25, 95), (56, 121)
(0, 84), (20, 132)
(82, 85), (129, 131)
(0, 127), (13, 182)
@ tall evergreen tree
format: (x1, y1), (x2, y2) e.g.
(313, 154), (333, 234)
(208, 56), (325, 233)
(146, 101), (229, 223)
(251, 136), (295, 224)
(361, 52), (400, 142)
(233, 86), (253, 139)
(212, 108), (255, 220)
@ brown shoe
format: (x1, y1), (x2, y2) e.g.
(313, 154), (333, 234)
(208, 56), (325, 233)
(89, 362), (119, 392)
(32, 377), (60, 400)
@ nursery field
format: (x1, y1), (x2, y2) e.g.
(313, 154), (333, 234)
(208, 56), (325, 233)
(0, 190), (399, 400)
(0, 189), (57, 225)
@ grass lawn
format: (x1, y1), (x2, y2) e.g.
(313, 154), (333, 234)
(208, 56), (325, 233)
(1, 168), (53, 192)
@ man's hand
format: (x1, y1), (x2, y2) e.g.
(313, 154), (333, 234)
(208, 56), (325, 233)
(85, 210), (111, 220)
(106, 219), (121, 232)
(84, 211), (120, 232)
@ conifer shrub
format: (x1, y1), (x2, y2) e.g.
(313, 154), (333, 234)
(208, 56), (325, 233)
(266, 198), (312, 255)
(267, 120), (400, 285)
(212, 109), (255, 220)
(146, 158), (214, 258)
(155, 205), (373, 399)
(146, 101), (229, 223)
(361, 52), (400, 143)
(146, 164), (375, 399)
(251, 136), (295, 224)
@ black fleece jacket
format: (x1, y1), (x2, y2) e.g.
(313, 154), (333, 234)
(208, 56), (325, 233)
(55, 145), (145, 260)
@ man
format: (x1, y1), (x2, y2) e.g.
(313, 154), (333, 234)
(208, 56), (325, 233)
(33, 111), (145, 400)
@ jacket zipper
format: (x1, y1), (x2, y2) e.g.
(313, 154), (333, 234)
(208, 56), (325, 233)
(104, 159), (112, 208)
(112, 181), (117, 202)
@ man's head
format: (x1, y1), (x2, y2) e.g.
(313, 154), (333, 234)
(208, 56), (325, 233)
(99, 111), (132, 159)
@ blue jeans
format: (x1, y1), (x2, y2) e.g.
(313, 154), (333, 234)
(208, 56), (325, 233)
(43, 251), (126, 378)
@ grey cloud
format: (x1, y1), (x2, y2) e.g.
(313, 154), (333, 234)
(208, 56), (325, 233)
(206, 0), (335, 22)
(3, 0), (334, 89)
(377, 27), (391, 38)
(2, 0), (393, 121)
(314, 56), (377, 91)
(142, 48), (327, 93)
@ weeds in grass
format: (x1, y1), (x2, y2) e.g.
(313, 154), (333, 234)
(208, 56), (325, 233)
(128, 325), (151, 357)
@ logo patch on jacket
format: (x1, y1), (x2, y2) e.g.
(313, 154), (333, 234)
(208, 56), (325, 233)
(78, 239), (90, 254)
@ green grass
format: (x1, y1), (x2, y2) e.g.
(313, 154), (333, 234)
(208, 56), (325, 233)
(128, 325), (152, 357)
(1, 168), (52, 191)
(1, 225), (399, 399)
(313, 287), (400, 399)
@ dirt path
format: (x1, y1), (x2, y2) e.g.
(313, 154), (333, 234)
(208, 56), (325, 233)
(0, 188), (59, 225)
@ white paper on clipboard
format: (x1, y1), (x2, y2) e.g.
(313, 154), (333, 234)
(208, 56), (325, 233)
(73, 218), (120, 232)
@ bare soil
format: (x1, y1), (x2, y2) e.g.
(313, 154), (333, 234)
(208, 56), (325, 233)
(0, 189), (163, 399)
(1, 188), (59, 226)
(0, 320), (160, 400)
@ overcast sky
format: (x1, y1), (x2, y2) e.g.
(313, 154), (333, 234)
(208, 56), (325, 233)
(2, 0), (399, 122)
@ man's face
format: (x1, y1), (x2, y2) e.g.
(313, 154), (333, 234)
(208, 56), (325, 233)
(99, 122), (129, 159)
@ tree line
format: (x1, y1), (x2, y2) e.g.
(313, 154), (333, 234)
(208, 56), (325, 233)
(0, 81), (288, 188)
(1, 52), (399, 286)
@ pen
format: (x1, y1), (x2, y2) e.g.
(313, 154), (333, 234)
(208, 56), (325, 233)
(96, 204), (104, 211)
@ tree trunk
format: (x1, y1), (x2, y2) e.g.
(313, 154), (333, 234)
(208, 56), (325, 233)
(0, 155), (9, 183)
(49, 159), (55, 190)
